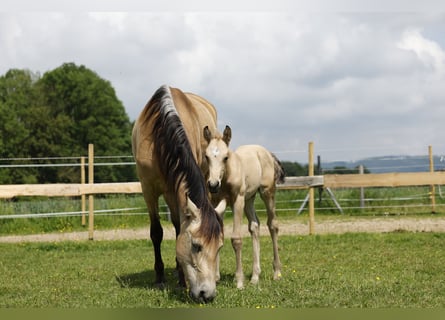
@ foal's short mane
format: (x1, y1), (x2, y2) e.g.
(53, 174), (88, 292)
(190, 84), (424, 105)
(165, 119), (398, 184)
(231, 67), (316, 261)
(142, 85), (222, 241)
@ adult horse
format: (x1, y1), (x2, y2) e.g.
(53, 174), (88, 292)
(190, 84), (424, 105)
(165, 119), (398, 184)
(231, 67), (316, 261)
(132, 85), (226, 303)
(203, 125), (284, 289)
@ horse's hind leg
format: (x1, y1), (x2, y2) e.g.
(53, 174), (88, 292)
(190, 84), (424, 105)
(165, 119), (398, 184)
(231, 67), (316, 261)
(244, 196), (261, 285)
(260, 188), (282, 280)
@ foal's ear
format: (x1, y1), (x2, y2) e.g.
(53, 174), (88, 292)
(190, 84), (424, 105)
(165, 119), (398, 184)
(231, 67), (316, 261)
(203, 126), (212, 143)
(223, 125), (232, 146)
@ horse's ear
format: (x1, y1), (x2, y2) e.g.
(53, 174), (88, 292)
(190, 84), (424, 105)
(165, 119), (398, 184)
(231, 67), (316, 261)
(223, 125), (232, 146)
(214, 198), (227, 217)
(186, 194), (200, 219)
(203, 126), (212, 143)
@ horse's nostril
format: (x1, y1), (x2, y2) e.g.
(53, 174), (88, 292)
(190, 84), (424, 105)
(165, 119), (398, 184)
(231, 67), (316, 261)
(199, 290), (214, 303)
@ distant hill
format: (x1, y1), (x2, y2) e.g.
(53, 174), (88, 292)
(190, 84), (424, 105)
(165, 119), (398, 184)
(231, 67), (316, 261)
(321, 155), (445, 173)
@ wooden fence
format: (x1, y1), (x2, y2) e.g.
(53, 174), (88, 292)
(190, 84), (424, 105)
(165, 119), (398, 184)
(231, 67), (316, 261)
(1, 143), (444, 239)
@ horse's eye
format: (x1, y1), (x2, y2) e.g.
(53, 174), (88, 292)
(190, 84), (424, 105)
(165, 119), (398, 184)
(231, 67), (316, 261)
(192, 242), (202, 253)
(223, 156), (228, 162)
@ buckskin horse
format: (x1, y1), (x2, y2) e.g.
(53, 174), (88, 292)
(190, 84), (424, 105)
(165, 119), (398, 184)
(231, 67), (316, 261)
(203, 125), (284, 289)
(132, 85), (226, 302)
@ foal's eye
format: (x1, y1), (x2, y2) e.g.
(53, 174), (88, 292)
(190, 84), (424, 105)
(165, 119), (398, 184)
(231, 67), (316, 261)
(223, 156), (228, 162)
(192, 242), (202, 253)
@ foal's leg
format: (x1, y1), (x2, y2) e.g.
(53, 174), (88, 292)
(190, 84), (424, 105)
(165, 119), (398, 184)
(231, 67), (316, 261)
(231, 195), (245, 289)
(244, 196), (261, 285)
(260, 188), (282, 280)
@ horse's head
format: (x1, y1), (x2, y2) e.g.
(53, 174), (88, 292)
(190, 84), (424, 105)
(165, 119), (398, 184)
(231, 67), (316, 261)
(176, 196), (226, 303)
(203, 125), (231, 194)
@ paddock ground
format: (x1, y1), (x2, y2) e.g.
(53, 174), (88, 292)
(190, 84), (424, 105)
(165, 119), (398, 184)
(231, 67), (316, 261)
(1, 216), (444, 243)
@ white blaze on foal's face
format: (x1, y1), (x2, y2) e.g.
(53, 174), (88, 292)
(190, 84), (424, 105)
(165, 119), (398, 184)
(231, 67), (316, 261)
(205, 139), (229, 193)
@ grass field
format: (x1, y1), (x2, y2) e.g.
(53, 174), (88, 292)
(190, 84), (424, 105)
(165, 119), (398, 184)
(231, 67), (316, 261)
(1, 232), (444, 308)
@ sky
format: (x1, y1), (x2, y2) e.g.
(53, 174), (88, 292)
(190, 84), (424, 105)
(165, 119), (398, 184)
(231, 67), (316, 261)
(2, 2), (445, 163)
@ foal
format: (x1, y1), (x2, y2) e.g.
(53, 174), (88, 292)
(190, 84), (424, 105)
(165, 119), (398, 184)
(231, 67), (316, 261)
(204, 125), (284, 288)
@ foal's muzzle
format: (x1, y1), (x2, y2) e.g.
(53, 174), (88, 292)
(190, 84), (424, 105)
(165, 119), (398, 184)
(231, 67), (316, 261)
(207, 180), (221, 194)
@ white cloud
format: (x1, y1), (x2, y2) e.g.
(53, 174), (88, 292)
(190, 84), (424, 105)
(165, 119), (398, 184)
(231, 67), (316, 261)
(397, 28), (445, 75)
(1, 12), (445, 162)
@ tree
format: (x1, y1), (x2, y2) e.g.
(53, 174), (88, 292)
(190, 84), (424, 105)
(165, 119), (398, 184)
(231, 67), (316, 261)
(0, 69), (41, 183)
(281, 161), (306, 176)
(323, 166), (370, 174)
(38, 63), (134, 182)
(0, 63), (136, 183)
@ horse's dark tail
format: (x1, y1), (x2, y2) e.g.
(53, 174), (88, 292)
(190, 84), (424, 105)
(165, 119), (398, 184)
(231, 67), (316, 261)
(271, 153), (286, 185)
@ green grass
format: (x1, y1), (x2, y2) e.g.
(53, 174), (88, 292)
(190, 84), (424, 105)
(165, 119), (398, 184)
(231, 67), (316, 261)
(1, 232), (444, 307)
(1, 187), (443, 236)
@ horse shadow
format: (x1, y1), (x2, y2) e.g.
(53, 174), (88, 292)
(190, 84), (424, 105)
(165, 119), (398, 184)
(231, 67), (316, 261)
(115, 269), (235, 302)
(116, 269), (159, 289)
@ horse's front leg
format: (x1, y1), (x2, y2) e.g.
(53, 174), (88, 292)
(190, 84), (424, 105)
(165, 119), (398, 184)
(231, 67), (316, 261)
(164, 194), (186, 288)
(231, 195), (245, 289)
(173, 223), (186, 288)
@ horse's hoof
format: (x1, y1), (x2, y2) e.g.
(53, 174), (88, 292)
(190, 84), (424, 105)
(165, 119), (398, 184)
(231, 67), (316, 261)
(155, 282), (166, 290)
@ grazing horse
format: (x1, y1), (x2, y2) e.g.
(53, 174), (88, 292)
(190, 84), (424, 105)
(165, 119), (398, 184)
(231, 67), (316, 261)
(132, 85), (226, 303)
(203, 125), (285, 289)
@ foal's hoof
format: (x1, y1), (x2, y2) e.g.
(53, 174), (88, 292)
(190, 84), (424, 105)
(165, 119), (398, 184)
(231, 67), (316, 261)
(250, 276), (259, 285)
(235, 280), (244, 289)
(273, 271), (282, 280)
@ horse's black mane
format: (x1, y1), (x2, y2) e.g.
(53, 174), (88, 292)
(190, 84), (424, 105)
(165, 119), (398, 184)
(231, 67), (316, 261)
(143, 85), (222, 241)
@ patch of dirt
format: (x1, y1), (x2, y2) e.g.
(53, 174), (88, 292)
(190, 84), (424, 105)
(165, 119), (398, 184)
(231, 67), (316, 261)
(1, 216), (444, 243)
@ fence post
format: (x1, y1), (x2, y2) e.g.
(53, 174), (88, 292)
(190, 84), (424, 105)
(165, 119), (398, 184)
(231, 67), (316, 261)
(88, 144), (95, 240)
(429, 145), (436, 214)
(308, 142), (315, 235)
(359, 165), (365, 209)
(81, 156), (86, 226)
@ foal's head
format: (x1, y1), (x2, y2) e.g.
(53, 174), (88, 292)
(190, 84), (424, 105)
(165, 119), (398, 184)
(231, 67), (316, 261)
(203, 125), (231, 194)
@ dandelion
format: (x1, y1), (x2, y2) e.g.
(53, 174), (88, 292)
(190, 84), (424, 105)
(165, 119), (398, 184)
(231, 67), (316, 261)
(376, 276), (381, 281)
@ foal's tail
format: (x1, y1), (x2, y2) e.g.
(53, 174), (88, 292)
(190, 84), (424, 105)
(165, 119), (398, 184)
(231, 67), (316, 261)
(271, 153), (286, 185)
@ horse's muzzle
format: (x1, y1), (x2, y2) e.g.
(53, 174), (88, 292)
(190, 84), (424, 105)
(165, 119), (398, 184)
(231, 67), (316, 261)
(190, 288), (216, 303)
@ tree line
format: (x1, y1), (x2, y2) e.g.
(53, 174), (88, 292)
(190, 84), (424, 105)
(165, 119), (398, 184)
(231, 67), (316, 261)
(0, 63), (134, 184)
